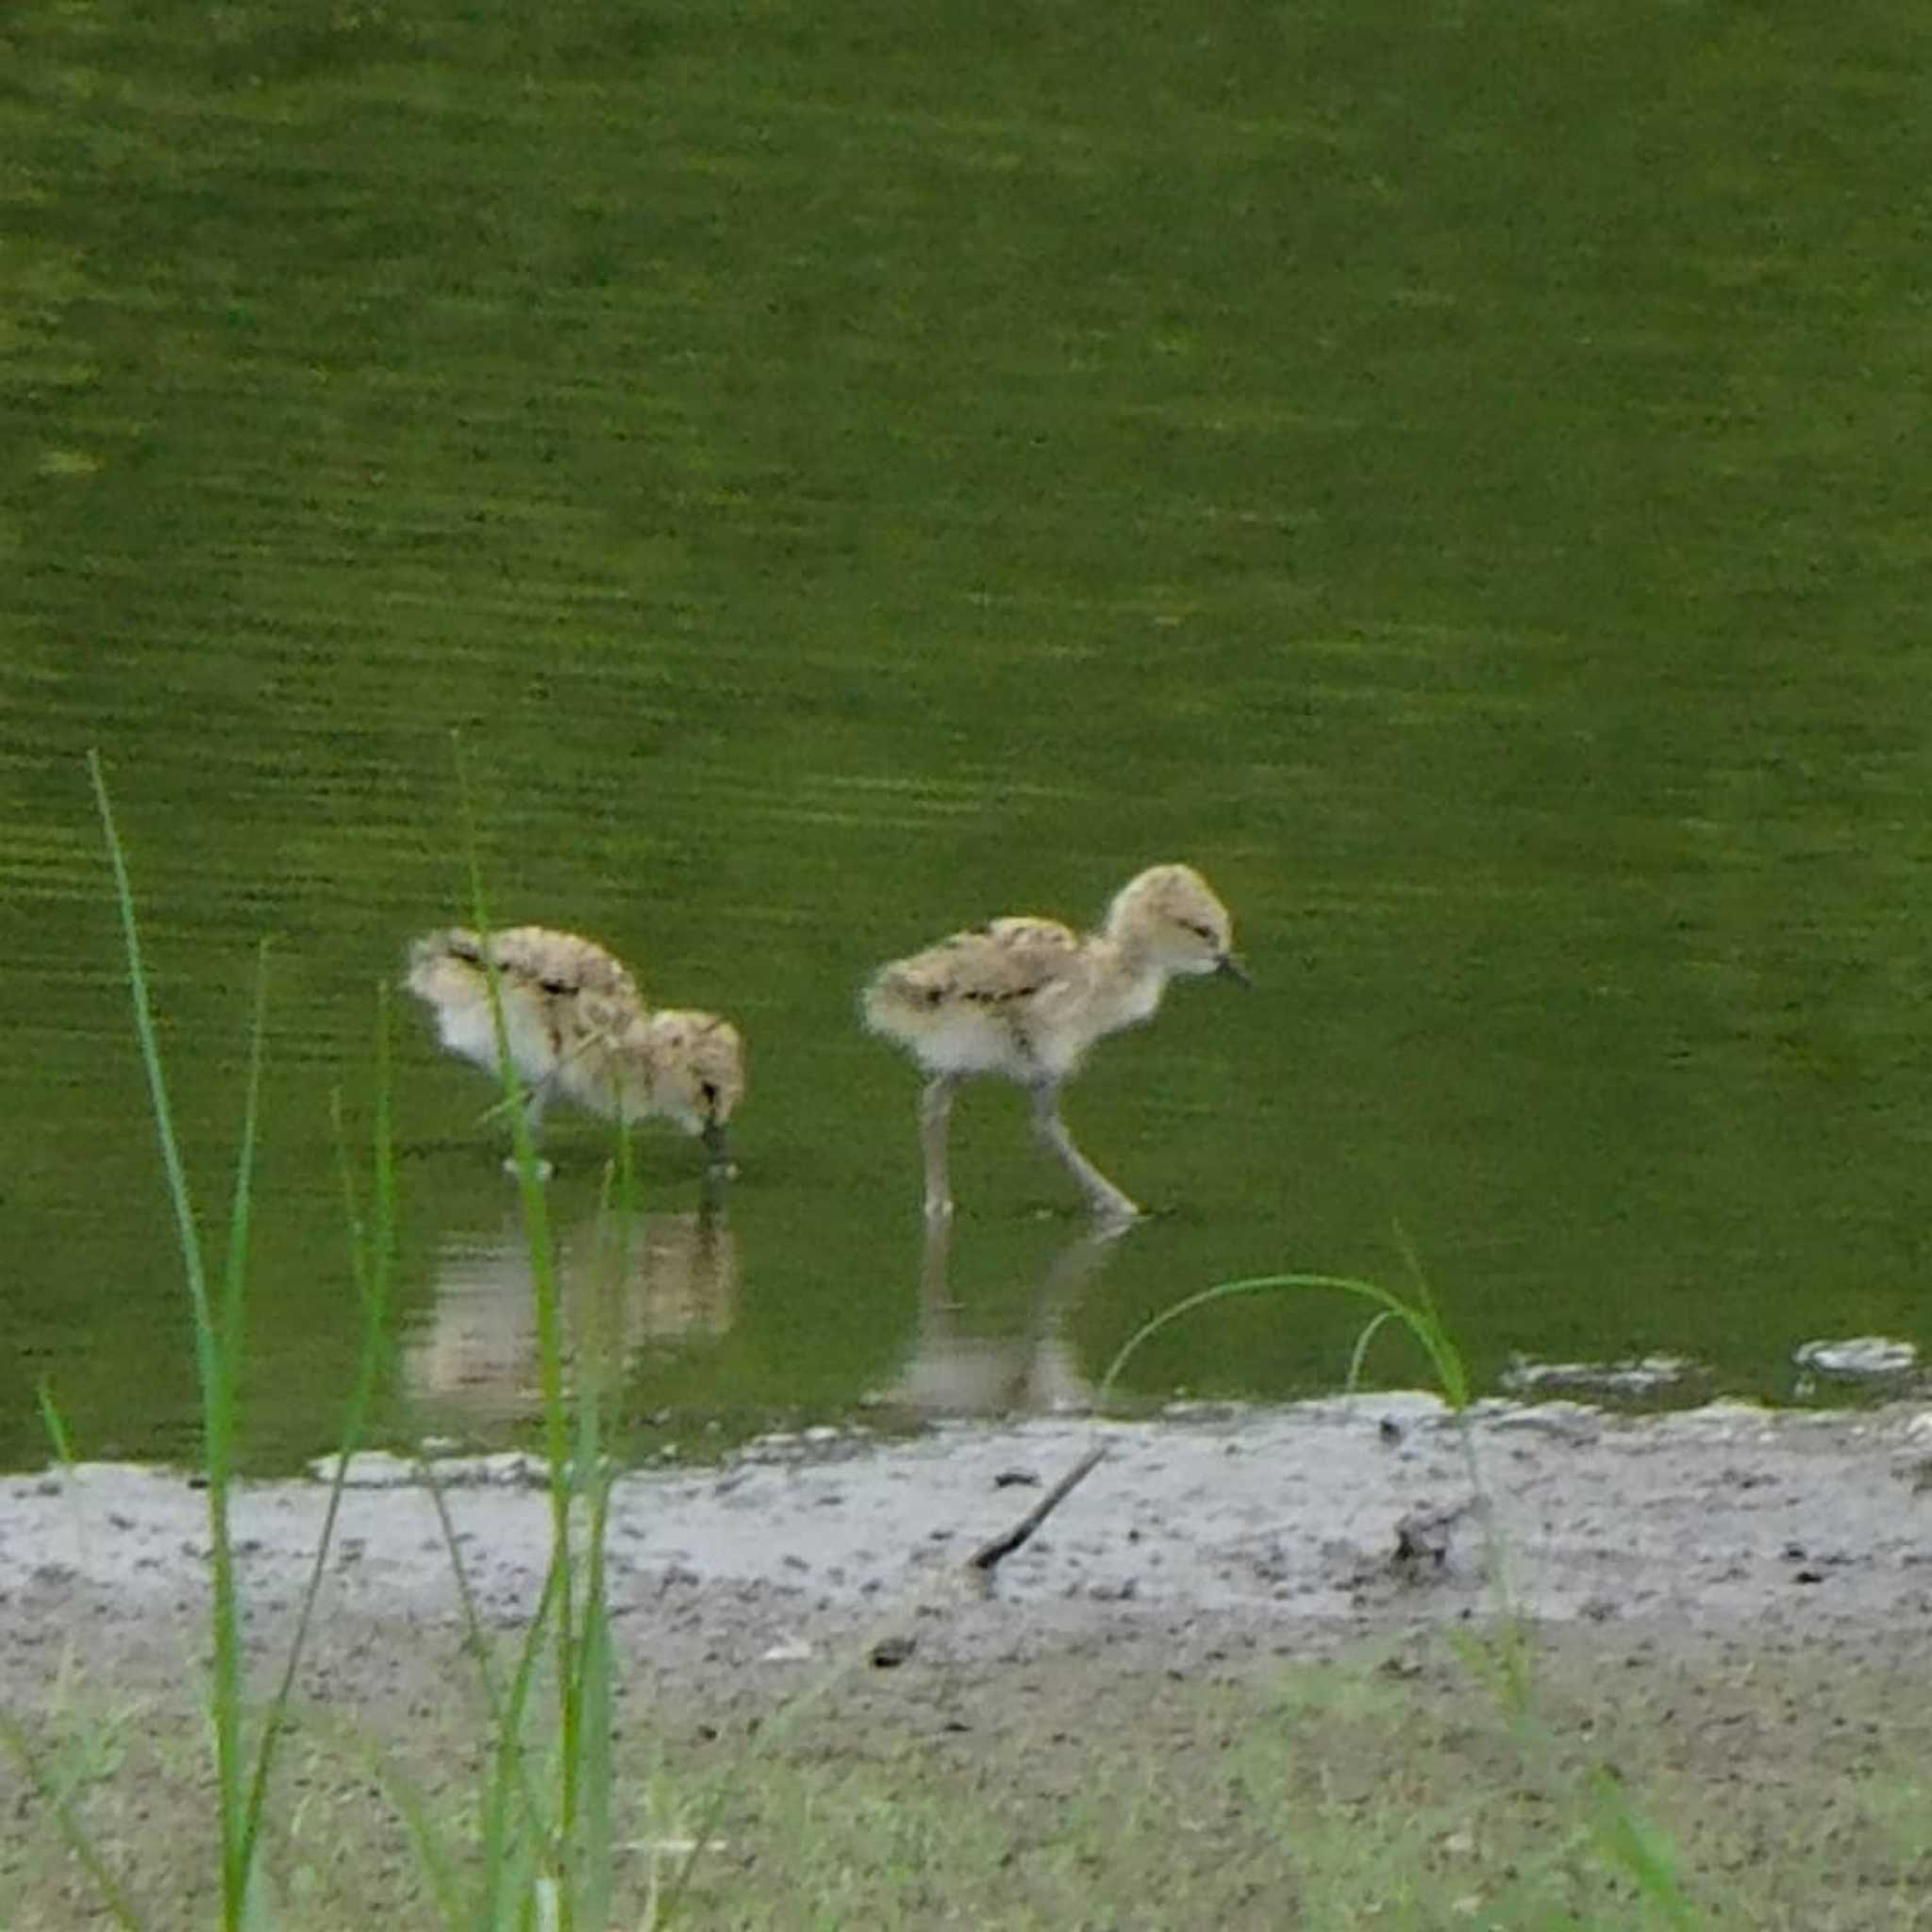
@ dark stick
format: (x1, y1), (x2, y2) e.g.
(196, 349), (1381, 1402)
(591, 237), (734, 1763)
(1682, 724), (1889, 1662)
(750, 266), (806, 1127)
(967, 1442), (1108, 1577)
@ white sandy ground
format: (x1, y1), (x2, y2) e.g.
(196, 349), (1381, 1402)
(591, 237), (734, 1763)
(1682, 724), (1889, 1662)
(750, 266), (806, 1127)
(5, 1395), (1931, 1666)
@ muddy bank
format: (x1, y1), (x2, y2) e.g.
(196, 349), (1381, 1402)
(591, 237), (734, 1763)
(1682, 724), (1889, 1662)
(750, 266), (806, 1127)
(7, 1394), (1931, 1669)
(11, 1396), (1932, 1928)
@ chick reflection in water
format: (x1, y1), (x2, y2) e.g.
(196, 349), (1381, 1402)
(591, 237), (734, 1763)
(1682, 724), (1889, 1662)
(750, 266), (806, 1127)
(880, 1219), (1125, 1421)
(403, 1200), (739, 1429)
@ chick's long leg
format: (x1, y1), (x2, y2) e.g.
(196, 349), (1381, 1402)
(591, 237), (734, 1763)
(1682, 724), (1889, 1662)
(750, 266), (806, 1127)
(1029, 1081), (1140, 1226)
(920, 1074), (961, 1221)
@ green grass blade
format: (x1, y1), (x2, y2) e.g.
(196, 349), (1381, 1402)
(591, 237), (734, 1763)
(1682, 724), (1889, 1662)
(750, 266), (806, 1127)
(208, 941), (273, 1922)
(398, 1450), (558, 1918)
(573, 1591), (614, 1930)
(219, 940), (271, 1395)
(574, 1446), (616, 1929)
(294, 1709), (469, 1932)
(1586, 1769), (1704, 1927)
(36, 1378), (75, 1469)
(476, 1560), (565, 1927)
(240, 992), (401, 1877)
(1097, 1272), (1470, 1413)
(90, 751), (258, 1927)
(452, 736), (579, 1925)
(86, 751), (216, 1382)
(0, 1712), (146, 1930)
(1342, 1307), (1401, 1393)
(212, 940), (272, 1911)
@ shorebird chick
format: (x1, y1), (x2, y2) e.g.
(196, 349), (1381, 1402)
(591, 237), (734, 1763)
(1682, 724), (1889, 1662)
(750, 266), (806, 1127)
(404, 925), (745, 1175)
(861, 864), (1248, 1224)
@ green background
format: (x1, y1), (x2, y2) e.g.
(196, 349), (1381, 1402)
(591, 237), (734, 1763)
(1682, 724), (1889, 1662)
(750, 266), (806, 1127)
(4, 0), (1928, 1466)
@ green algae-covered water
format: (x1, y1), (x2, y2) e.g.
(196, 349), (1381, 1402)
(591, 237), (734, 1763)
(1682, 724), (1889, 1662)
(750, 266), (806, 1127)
(4, 1), (1929, 1468)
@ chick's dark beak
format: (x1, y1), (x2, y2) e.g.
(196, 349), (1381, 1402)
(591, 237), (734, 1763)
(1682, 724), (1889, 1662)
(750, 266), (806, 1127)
(1216, 952), (1253, 988)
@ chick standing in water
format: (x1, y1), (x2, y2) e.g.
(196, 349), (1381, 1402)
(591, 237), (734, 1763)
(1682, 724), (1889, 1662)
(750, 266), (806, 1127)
(862, 864), (1248, 1224)
(404, 924), (744, 1175)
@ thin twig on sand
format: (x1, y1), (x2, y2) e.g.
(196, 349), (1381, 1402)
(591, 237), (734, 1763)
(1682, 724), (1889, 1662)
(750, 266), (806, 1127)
(966, 1443), (1108, 1582)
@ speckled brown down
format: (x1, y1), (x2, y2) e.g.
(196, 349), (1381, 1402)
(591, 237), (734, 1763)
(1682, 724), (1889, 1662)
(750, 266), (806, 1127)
(862, 864), (1248, 1224)
(404, 924), (744, 1174)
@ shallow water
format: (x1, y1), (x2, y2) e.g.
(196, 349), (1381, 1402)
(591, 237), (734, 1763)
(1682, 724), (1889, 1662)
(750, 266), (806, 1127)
(4, 1), (1929, 1469)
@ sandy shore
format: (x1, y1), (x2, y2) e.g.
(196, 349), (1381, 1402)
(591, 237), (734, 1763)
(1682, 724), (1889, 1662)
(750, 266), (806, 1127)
(7, 1393), (1930, 1674)
(9, 1394), (1932, 1926)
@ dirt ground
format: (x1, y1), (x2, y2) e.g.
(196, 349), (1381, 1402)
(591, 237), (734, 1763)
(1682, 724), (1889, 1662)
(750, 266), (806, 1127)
(10, 1392), (1932, 1653)
(6, 1394), (1932, 1925)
